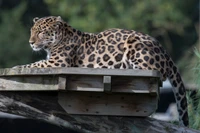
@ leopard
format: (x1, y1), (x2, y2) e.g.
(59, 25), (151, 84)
(14, 16), (189, 126)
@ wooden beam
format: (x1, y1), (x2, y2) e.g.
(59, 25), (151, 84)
(0, 68), (160, 77)
(66, 75), (104, 92)
(58, 92), (157, 116)
(0, 76), (59, 91)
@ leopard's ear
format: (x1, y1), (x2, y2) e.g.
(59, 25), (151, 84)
(56, 16), (63, 21)
(33, 17), (39, 23)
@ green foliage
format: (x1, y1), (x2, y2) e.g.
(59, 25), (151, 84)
(188, 48), (200, 130)
(44, 0), (195, 57)
(0, 2), (31, 68)
(44, 0), (190, 34)
(0, 0), (197, 68)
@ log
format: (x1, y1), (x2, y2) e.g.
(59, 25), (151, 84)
(0, 92), (199, 133)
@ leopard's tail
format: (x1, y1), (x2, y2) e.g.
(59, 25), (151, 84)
(167, 59), (189, 126)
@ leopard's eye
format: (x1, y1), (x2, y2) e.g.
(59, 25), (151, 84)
(38, 29), (45, 34)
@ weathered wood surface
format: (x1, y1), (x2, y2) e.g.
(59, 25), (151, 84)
(0, 76), (158, 116)
(0, 67), (160, 77)
(58, 92), (157, 116)
(0, 68), (160, 92)
(66, 75), (159, 93)
(0, 68), (160, 117)
(0, 92), (199, 133)
(0, 75), (59, 91)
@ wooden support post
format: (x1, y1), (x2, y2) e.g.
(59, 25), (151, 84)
(58, 75), (66, 90)
(103, 76), (111, 93)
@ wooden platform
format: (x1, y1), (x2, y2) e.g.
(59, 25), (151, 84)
(0, 67), (161, 117)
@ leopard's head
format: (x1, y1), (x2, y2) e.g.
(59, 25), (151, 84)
(29, 16), (64, 51)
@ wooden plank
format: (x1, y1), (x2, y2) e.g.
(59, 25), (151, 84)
(0, 76), (59, 91)
(58, 92), (157, 116)
(66, 76), (159, 93)
(112, 77), (159, 93)
(66, 75), (104, 92)
(0, 67), (160, 78)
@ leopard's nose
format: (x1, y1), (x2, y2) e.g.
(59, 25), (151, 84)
(29, 41), (35, 45)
